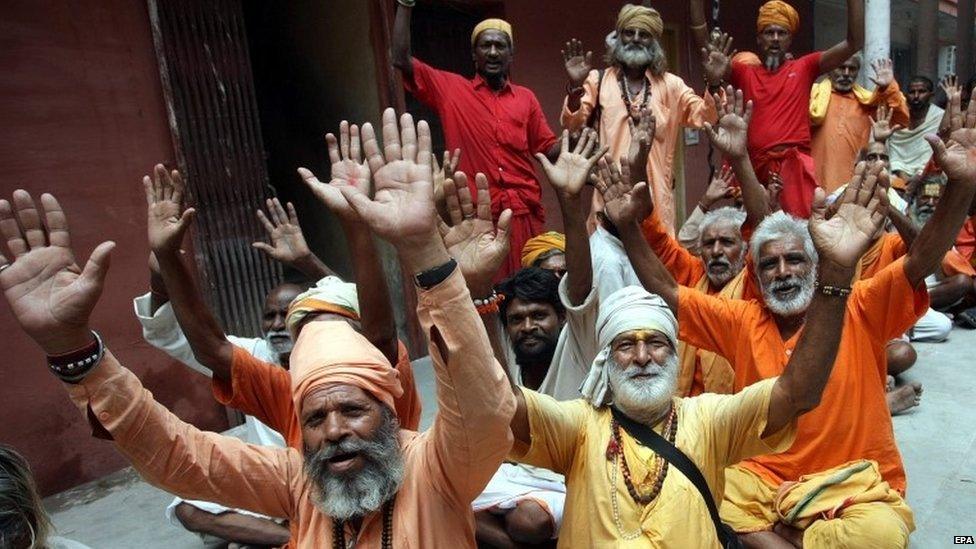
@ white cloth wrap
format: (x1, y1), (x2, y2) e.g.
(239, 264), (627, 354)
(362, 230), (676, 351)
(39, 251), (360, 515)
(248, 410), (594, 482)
(579, 286), (677, 406)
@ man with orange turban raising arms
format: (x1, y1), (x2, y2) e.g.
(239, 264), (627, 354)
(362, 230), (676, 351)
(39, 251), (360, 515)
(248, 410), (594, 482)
(0, 110), (517, 547)
(691, 0), (865, 219)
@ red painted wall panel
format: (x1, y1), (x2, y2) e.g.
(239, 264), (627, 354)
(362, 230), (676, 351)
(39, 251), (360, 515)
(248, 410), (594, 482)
(0, 0), (228, 495)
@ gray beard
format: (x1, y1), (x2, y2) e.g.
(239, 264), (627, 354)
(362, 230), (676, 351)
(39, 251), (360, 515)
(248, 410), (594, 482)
(761, 269), (817, 317)
(705, 254), (746, 287)
(608, 353), (679, 425)
(264, 329), (294, 356)
(764, 52), (785, 71)
(304, 409), (404, 522)
(613, 41), (655, 71)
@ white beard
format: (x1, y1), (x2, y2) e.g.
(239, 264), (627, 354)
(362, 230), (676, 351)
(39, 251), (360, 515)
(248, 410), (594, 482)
(608, 353), (679, 425)
(705, 253), (746, 287)
(762, 268), (816, 317)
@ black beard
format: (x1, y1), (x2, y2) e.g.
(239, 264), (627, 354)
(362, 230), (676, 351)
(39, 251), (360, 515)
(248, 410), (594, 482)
(513, 334), (558, 367)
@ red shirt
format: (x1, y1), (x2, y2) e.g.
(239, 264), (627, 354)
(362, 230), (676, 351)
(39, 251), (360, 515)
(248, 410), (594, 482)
(731, 52), (823, 156)
(404, 58), (557, 219)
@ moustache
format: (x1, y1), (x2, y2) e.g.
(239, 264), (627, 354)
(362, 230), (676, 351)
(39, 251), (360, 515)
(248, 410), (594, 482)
(707, 256), (731, 270)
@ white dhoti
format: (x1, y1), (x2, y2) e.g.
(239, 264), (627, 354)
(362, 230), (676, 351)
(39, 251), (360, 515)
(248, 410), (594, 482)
(473, 463), (567, 535)
(909, 307), (952, 342)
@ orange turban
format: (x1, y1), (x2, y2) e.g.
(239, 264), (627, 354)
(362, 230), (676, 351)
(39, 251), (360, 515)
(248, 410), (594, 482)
(616, 4), (664, 40)
(733, 51), (762, 66)
(290, 321), (403, 416)
(757, 1), (800, 34)
(471, 18), (513, 47)
(521, 231), (565, 268)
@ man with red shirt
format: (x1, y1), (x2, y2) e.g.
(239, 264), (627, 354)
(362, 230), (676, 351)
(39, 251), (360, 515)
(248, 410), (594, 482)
(693, 0), (864, 218)
(392, 2), (560, 280)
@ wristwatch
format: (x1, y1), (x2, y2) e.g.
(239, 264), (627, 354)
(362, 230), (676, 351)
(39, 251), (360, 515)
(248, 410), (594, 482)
(414, 259), (457, 290)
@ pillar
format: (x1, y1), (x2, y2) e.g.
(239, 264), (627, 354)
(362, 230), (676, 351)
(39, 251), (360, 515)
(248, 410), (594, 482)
(862, 0), (891, 87)
(917, 0), (940, 78)
(957, 0), (974, 83)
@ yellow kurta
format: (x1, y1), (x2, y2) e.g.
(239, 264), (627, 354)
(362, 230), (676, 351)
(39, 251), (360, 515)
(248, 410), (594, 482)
(513, 378), (795, 547)
(562, 67), (719, 234)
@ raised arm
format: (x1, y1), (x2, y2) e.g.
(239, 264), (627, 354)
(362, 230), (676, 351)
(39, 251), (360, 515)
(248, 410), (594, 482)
(819, 0), (864, 74)
(253, 197), (334, 280)
(904, 89), (976, 286)
(765, 163), (888, 435)
(597, 159), (679, 312)
(145, 165), (235, 381)
(563, 39), (593, 114)
(704, 87), (769, 227)
(391, 2), (413, 78)
(0, 191), (297, 520)
(300, 120), (399, 363)
(535, 129), (608, 305)
(338, 108), (515, 503)
(438, 172), (512, 371)
(689, 0), (710, 51)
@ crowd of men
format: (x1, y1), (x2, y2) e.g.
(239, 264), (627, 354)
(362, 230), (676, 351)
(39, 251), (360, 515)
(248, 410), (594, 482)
(1, 0), (975, 547)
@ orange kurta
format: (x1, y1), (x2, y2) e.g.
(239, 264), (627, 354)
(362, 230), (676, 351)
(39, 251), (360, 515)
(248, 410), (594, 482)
(67, 269), (515, 547)
(810, 83), (909, 193)
(677, 258), (928, 492)
(562, 67), (719, 233)
(958, 217), (976, 266)
(214, 340), (422, 448)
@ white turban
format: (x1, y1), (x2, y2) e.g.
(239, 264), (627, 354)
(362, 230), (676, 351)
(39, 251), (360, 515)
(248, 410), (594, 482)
(579, 286), (677, 406)
(285, 276), (360, 338)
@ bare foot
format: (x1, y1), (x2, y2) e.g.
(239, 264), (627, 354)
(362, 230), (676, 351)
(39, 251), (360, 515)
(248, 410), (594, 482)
(887, 383), (922, 415)
(886, 375), (895, 392)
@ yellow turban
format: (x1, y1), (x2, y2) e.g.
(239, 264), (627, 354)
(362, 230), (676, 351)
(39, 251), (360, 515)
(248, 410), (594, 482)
(471, 19), (513, 47)
(757, 0), (800, 34)
(521, 231), (566, 268)
(285, 276), (360, 338)
(616, 4), (664, 40)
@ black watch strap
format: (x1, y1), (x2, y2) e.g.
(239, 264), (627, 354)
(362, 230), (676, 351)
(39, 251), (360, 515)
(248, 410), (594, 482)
(414, 258), (457, 290)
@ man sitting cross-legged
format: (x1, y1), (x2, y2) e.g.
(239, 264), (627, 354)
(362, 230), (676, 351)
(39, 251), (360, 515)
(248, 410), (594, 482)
(0, 110), (516, 547)
(503, 143), (889, 546)
(610, 102), (976, 545)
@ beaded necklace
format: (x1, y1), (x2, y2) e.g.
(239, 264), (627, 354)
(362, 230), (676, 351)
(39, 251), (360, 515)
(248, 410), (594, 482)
(606, 405), (678, 539)
(618, 72), (651, 121)
(331, 497), (395, 549)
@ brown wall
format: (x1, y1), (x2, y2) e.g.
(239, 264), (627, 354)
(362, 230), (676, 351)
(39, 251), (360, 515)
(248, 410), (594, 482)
(0, 0), (228, 495)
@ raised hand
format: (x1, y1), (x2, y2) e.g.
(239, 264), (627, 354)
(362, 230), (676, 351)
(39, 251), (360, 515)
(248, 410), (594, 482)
(563, 38), (593, 88)
(869, 58), (894, 89)
(0, 191), (115, 354)
(871, 104), (903, 143)
(438, 172), (512, 296)
(536, 128), (608, 199)
(301, 120), (372, 224)
(253, 198), (312, 264)
(701, 31), (735, 87)
(700, 165), (736, 211)
(766, 172), (783, 212)
(145, 164), (196, 254)
(337, 108), (447, 271)
(594, 158), (653, 227)
(927, 88), (976, 184)
(703, 86), (752, 159)
(432, 148), (461, 205)
(809, 161), (889, 269)
(627, 107), (656, 179)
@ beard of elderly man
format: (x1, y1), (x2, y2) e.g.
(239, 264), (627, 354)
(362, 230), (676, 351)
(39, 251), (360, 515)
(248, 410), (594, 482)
(606, 329), (680, 425)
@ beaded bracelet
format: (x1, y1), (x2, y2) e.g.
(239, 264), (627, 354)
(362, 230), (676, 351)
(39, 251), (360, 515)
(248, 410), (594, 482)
(816, 282), (852, 297)
(474, 291), (505, 316)
(47, 331), (105, 383)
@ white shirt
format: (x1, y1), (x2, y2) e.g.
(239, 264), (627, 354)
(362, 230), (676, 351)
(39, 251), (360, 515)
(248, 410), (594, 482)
(590, 225), (642, 302)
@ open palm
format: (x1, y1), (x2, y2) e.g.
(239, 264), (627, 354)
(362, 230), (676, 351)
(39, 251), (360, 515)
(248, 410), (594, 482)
(340, 109), (437, 246)
(439, 173), (511, 292)
(537, 128), (607, 198)
(145, 164), (195, 254)
(930, 89), (976, 184)
(0, 191), (114, 354)
(253, 198), (311, 263)
(809, 163), (887, 268)
(704, 87), (751, 159)
(303, 121), (373, 224)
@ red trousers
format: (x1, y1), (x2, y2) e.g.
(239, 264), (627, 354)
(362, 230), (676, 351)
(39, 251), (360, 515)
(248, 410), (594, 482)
(753, 147), (819, 219)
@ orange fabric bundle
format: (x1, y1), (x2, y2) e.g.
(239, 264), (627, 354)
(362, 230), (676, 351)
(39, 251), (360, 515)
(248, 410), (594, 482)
(289, 321), (403, 415)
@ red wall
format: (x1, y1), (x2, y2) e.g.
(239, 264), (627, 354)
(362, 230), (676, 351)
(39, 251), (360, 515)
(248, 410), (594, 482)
(504, 0), (814, 227)
(0, 0), (228, 495)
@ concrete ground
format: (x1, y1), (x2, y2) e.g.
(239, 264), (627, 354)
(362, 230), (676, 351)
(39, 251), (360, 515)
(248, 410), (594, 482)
(46, 330), (976, 548)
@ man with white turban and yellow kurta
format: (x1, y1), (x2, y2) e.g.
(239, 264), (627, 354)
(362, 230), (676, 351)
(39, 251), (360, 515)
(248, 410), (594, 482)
(690, 0), (866, 218)
(560, 4), (726, 234)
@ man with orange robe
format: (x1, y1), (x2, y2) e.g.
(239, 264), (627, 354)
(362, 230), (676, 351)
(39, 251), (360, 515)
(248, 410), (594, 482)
(810, 56), (909, 193)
